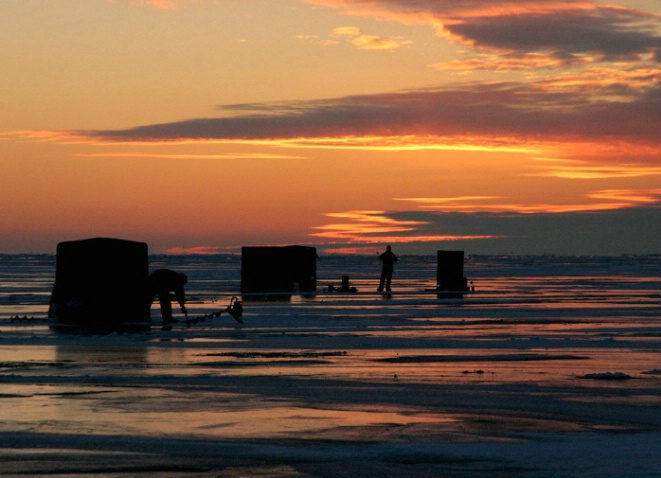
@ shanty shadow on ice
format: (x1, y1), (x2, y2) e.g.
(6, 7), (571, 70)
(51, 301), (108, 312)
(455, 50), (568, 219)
(0, 238), (660, 477)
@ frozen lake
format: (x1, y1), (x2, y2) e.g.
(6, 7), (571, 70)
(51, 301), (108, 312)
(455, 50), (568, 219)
(1, 254), (660, 477)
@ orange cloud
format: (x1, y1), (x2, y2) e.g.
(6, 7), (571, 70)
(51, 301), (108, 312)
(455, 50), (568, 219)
(330, 26), (412, 50)
(323, 210), (424, 225)
(429, 52), (594, 71)
(331, 26), (361, 36)
(588, 189), (661, 204)
(4, 129), (544, 155)
(77, 152), (305, 160)
(315, 211), (443, 240)
(530, 67), (661, 95)
(530, 157), (661, 179)
(395, 187), (661, 214)
(312, 230), (497, 244)
(2, 130), (91, 144)
(398, 201), (630, 214)
(310, 210), (498, 243)
(279, 136), (541, 153)
(394, 196), (502, 205)
(351, 33), (412, 50)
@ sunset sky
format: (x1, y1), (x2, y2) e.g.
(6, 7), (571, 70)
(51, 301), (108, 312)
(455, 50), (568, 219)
(2, 0), (660, 255)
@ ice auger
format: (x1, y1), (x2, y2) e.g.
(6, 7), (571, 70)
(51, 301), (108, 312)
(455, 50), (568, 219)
(185, 296), (244, 326)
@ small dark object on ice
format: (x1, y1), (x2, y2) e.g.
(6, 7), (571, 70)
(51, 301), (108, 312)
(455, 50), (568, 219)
(328, 275), (358, 293)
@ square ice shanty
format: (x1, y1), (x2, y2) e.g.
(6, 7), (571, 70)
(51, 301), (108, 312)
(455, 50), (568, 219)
(241, 246), (317, 294)
(437, 250), (469, 292)
(49, 237), (150, 331)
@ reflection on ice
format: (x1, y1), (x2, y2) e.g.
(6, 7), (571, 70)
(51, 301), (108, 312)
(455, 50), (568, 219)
(0, 380), (461, 442)
(0, 254), (659, 476)
(56, 345), (148, 364)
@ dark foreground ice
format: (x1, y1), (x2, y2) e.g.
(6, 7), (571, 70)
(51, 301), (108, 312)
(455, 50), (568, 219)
(0, 254), (659, 477)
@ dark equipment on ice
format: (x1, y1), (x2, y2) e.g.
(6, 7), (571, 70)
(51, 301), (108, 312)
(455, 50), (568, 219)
(185, 296), (244, 326)
(227, 296), (244, 322)
(437, 250), (470, 295)
(49, 237), (150, 332)
(241, 245), (317, 298)
(327, 275), (358, 293)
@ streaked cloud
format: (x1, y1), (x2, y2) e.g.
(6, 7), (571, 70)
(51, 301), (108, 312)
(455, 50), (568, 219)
(77, 152), (306, 160)
(588, 188), (661, 204)
(298, 26), (413, 50)
(350, 33), (412, 50)
(332, 26), (362, 36)
(2, 130), (88, 144)
(72, 71), (658, 152)
(528, 158), (661, 179)
(395, 188), (661, 214)
(429, 52), (593, 71)
(331, 26), (412, 50)
(395, 200), (630, 214)
(310, 210), (499, 244)
(311, 206), (661, 255)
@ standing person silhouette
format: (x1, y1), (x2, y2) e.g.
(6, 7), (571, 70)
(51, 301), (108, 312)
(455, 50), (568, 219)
(377, 245), (398, 292)
(147, 269), (188, 323)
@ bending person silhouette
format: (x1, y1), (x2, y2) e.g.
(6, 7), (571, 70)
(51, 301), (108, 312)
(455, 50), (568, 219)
(147, 269), (188, 323)
(377, 245), (398, 292)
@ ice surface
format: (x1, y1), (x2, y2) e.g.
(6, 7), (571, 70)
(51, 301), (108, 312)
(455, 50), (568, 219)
(0, 254), (660, 477)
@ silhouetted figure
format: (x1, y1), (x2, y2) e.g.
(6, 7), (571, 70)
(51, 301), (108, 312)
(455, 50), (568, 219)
(377, 245), (398, 292)
(147, 269), (188, 323)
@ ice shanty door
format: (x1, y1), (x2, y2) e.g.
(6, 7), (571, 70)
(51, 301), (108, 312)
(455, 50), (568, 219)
(50, 237), (150, 329)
